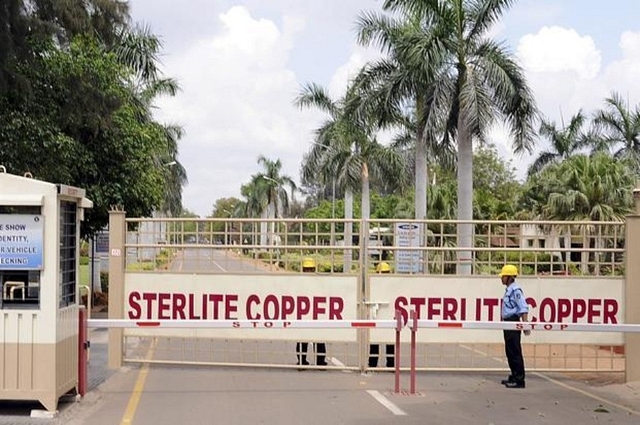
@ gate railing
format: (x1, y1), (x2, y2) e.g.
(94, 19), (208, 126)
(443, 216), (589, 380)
(123, 218), (625, 277)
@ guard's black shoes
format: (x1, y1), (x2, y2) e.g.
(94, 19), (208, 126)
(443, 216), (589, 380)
(297, 360), (309, 366)
(501, 378), (515, 385)
(504, 381), (525, 389)
(316, 360), (328, 366)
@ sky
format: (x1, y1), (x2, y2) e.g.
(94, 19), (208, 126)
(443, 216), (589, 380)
(127, 0), (640, 217)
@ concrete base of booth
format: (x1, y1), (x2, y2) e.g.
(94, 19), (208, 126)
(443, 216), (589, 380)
(0, 336), (78, 412)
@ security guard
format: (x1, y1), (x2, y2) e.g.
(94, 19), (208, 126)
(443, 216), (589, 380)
(499, 264), (530, 388)
(368, 262), (395, 368)
(296, 257), (328, 367)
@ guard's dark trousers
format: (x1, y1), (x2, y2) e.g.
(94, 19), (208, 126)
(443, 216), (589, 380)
(296, 342), (327, 365)
(368, 344), (395, 367)
(503, 329), (525, 384)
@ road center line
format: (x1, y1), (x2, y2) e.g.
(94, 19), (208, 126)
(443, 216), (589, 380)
(120, 340), (157, 425)
(366, 390), (407, 416)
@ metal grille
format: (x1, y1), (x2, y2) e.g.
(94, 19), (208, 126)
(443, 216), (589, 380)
(124, 218), (625, 276)
(59, 201), (77, 307)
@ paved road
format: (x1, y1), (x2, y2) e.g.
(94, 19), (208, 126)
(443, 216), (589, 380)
(46, 337), (640, 424)
(170, 248), (275, 273)
(0, 328), (638, 423)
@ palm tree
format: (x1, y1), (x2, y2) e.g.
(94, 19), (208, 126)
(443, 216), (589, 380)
(536, 153), (634, 273)
(296, 81), (406, 270)
(251, 156), (296, 247)
(372, 0), (538, 274)
(592, 91), (640, 170)
(528, 111), (588, 176)
(238, 180), (268, 248)
(113, 24), (187, 215)
(356, 9), (454, 222)
(254, 156), (296, 219)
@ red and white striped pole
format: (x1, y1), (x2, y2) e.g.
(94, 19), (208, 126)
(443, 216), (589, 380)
(409, 310), (418, 394)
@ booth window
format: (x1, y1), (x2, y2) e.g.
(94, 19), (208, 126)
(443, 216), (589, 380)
(1, 270), (40, 308)
(59, 201), (77, 308)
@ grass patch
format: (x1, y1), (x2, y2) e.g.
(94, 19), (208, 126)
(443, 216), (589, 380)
(79, 264), (90, 286)
(127, 261), (158, 271)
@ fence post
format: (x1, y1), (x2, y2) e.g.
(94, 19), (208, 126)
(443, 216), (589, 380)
(626, 184), (640, 382)
(108, 208), (126, 369)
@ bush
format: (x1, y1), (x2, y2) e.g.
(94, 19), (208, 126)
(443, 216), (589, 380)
(80, 240), (89, 257)
(476, 264), (501, 275)
(100, 272), (109, 294)
(80, 256), (89, 266)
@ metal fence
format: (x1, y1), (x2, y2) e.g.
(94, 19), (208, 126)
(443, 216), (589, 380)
(123, 217), (625, 277)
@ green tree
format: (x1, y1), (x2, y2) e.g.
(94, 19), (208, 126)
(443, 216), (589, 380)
(0, 36), (181, 236)
(472, 144), (521, 219)
(247, 156), (296, 246)
(253, 156), (296, 219)
(211, 197), (243, 218)
(524, 153), (634, 273)
(528, 111), (588, 176)
(592, 91), (640, 171)
(0, 0), (129, 95)
(112, 24), (186, 215)
(537, 154), (634, 222)
(0, 2), (185, 234)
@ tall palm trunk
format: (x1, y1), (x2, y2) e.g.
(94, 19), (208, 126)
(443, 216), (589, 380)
(415, 132), (428, 219)
(415, 97), (428, 222)
(457, 114), (473, 275)
(581, 230), (589, 274)
(361, 164), (370, 220)
(268, 202), (276, 246)
(259, 208), (268, 247)
(415, 126), (429, 274)
(361, 164), (371, 272)
(344, 189), (354, 273)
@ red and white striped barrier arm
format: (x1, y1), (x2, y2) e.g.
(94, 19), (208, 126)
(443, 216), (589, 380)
(417, 320), (640, 333)
(88, 319), (640, 332)
(87, 319), (399, 329)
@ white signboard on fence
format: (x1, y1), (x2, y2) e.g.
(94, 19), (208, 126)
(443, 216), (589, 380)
(124, 273), (359, 341)
(394, 223), (423, 273)
(369, 276), (624, 344)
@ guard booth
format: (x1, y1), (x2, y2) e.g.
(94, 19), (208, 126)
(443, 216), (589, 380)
(0, 169), (92, 411)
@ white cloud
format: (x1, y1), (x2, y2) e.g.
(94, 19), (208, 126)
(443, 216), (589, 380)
(601, 31), (640, 102)
(517, 26), (601, 79)
(152, 6), (320, 216)
(492, 27), (640, 180)
(327, 44), (380, 98)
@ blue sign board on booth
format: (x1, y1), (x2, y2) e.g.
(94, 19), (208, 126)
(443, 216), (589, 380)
(0, 214), (44, 269)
